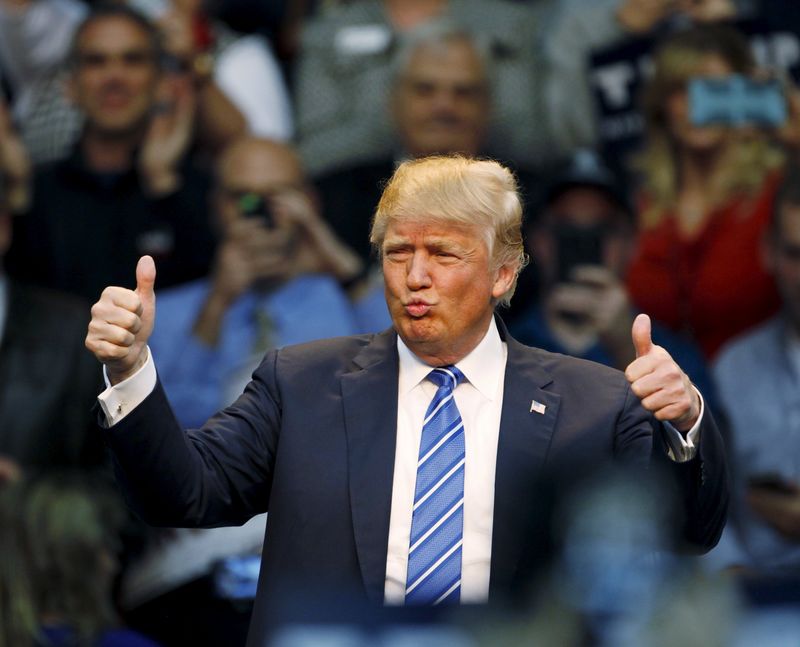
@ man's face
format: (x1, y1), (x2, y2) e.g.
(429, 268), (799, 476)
(69, 16), (160, 136)
(765, 204), (800, 331)
(382, 219), (515, 365)
(214, 142), (306, 232)
(532, 187), (632, 288)
(392, 39), (489, 158)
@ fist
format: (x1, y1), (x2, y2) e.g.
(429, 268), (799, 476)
(624, 313), (700, 432)
(85, 256), (157, 385)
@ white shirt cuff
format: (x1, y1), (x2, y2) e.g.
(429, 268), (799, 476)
(98, 347), (157, 427)
(661, 386), (704, 463)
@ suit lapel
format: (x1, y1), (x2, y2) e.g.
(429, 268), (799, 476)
(489, 328), (561, 598)
(341, 329), (399, 603)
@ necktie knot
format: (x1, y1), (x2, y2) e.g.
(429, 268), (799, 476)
(427, 366), (464, 391)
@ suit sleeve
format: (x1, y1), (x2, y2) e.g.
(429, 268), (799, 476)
(651, 402), (730, 553)
(103, 349), (283, 528)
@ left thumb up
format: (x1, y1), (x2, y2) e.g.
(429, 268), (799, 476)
(632, 313), (653, 358)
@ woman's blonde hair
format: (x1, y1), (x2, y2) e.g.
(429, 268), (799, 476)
(370, 155), (527, 306)
(636, 24), (784, 227)
(0, 474), (125, 647)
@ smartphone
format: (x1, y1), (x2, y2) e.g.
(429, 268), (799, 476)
(689, 74), (787, 127)
(555, 224), (605, 283)
(238, 192), (274, 229)
(748, 472), (796, 495)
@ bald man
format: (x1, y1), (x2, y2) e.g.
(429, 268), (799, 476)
(149, 137), (363, 428)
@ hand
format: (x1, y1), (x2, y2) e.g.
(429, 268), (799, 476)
(678, 0), (736, 22)
(747, 484), (800, 541)
(624, 313), (701, 431)
(547, 265), (635, 368)
(85, 256), (157, 385)
(776, 83), (800, 150)
(270, 189), (363, 282)
(0, 454), (21, 486)
(616, 0), (675, 34)
(138, 77), (196, 196)
(156, 8), (197, 63)
(209, 217), (296, 303)
(0, 97), (31, 212)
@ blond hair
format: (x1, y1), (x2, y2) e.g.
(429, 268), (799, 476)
(370, 155), (527, 306)
(636, 24), (783, 227)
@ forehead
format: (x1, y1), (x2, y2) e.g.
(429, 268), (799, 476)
(383, 218), (486, 247)
(402, 39), (486, 85)
(76, 16), (153, 54)
(219, 145), (303, 191)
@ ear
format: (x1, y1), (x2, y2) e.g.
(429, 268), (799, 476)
(491, 261), (518, 300)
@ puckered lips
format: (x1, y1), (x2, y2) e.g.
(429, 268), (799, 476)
(404, 299), (433, 318)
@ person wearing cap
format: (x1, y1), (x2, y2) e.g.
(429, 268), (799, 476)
(511, 149), (715, 404)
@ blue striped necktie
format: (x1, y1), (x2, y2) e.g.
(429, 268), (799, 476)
(405, 365), (465, 605)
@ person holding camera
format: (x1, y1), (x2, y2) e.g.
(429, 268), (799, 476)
(148, 136), (362, 430)
(511, 150), (715, 404)
(626, 23), (800, 358)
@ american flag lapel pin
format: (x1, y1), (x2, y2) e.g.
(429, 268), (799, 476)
(530, 400), (546, 415)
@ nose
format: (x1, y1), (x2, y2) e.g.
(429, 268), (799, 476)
(406, 251), (432, 290)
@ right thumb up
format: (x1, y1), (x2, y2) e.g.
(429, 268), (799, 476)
(135, 255), (157, 335)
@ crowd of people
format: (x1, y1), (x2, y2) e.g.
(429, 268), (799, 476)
(1, 0), (799, 645)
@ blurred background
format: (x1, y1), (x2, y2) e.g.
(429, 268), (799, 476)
(1, 0), (800, 645)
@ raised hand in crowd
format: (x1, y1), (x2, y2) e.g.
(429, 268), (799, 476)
(138, 76), (196, 196)
(0, 97), (31, 212)
(85, 255), (156, 385)
(616, 0), (736, 34)
(547, 265), (636, 369)
(626, 313), (701, 432)
(0, 455), (21, 486)
(269, 188), (363, 284)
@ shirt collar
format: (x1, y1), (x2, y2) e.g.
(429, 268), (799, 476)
(397, 317), (506, 400)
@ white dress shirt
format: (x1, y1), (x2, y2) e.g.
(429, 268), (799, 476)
(384, 318), (507, 604)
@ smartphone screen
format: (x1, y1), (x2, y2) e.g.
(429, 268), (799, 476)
(555, 225), (605, 283)
(689, 74), (787, 127)
(238, 192), (274, 229)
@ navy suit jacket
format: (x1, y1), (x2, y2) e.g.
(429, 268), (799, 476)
(105, 322), (728, 645)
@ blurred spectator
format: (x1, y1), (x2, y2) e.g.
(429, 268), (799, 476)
(294, 0), (548, 177)
(0, 171), (103, 475)
(315, 21), (539, 275)
(0, 0), (86, 120)
(3, 4), (220, 301)
(625, 23), (793, 358)
(709, 166), (800, 573)
(128, 0), (293, 141)
(3, 0), (245, 165)
(543, 0), (740, 155)
(0, 473), (159, 647)
(510, 149), (715, 401)
(151, 136), (361, 428)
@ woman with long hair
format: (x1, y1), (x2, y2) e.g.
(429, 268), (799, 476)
(626, 23), (797, 358)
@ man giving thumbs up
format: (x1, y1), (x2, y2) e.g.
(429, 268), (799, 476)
(86, 256), (157, 386)
(625, 313), (702, 433)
